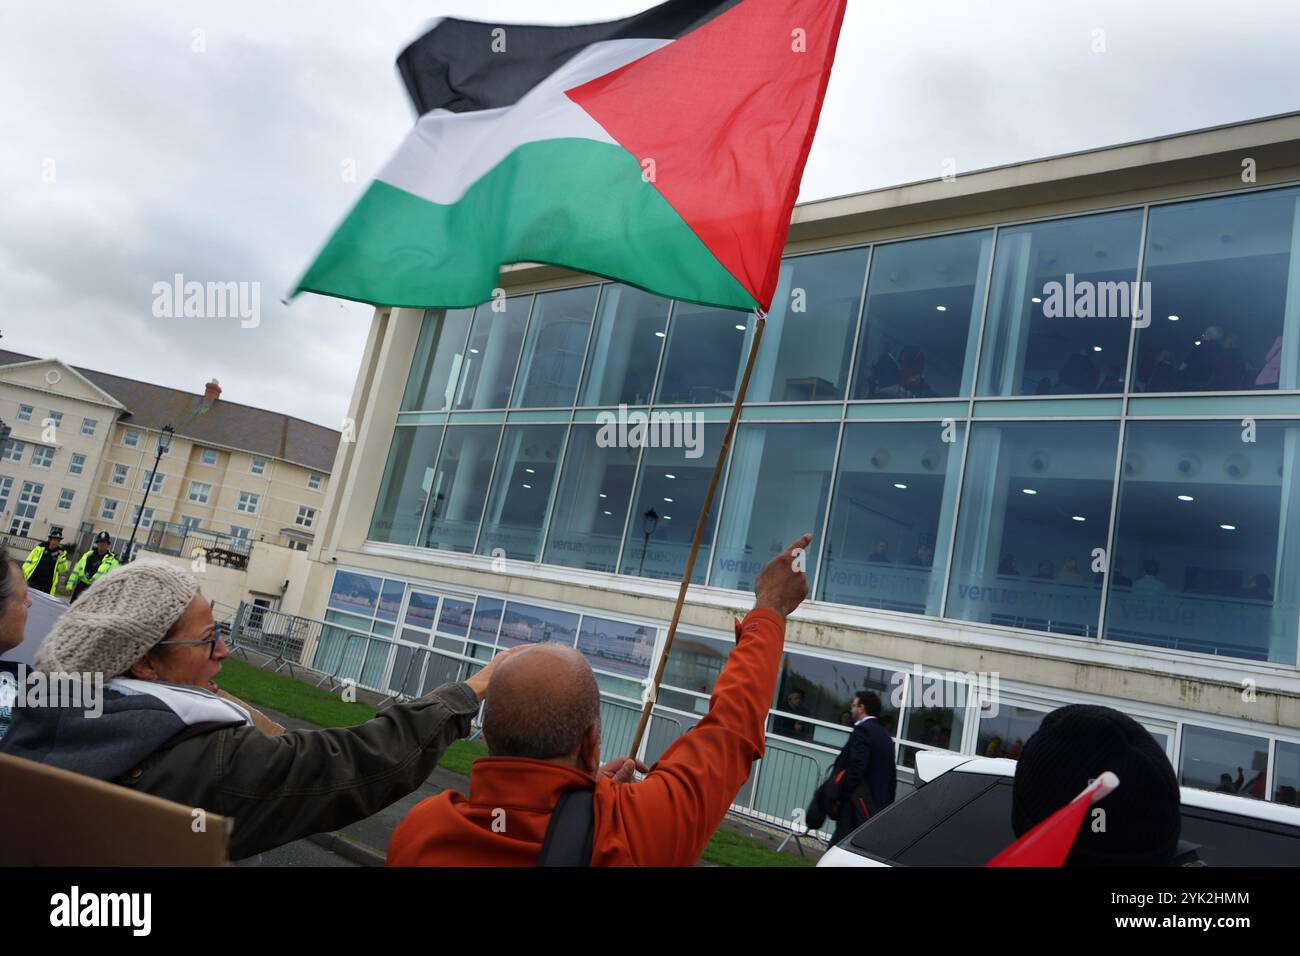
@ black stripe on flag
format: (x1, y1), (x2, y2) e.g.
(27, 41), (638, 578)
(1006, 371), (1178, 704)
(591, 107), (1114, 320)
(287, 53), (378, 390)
(396, 0), (743, 117)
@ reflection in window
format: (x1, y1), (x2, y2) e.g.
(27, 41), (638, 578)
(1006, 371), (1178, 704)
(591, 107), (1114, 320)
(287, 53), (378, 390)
(819, 421), (964, 615)
(511, 286), (599, 408)
(377, 580), (405, 622)
(370, 426), (444, 545)
(750, 248), (867, 402)
(661, 631), (732, 707)
(899, 676), (967, 756)
(476, 424), (567, 560)
(453, 296), (533, 409)
(977, 209), (1143, 396)
(778, 653), (899, 735)
(656, 303), (749, 405)
(578, 285), (670, 407)
(328, 570), (383, 618)
(976, 704), (1047, 760)
(498, 602), (579, 650)
(1106, 420), (1300, 664)
(420, 425), (501, 553)
(402, 309), (474, 411)
(469, 598), (503, 649)
(1275, 741), (1300, 806)
(404, 592), (439, 631)
(711, 423), (837, 592)
(1178, 724), (1269, 800)
(543, 424), (639, 573)
(853, 230), (992, 399)
(620, 424), (726, 584)
(576, 615), (656, 678)
(438, 599), (473, 636)
(1134, 187), (1300, 394)
(947, 421), (1118, 637)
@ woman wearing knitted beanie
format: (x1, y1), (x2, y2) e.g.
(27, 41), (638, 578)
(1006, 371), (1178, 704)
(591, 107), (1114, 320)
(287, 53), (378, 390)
(0, 560), (511, 860)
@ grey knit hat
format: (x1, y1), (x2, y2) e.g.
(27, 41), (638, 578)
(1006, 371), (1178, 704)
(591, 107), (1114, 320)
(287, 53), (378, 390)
(36, 561), (201, 678)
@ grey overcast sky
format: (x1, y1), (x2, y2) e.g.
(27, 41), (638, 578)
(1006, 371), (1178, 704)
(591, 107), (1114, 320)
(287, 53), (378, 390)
(2, 0), (1298, 429)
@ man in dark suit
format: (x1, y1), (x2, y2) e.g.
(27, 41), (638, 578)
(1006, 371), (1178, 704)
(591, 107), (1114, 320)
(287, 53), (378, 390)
(830, 690), (897, 844)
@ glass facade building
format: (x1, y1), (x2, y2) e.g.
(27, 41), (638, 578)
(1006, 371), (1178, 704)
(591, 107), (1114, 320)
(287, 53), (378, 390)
(326, 165), (1300, 823)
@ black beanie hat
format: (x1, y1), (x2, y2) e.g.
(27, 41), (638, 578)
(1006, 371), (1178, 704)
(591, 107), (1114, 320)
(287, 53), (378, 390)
(1011, 704), (1181, 866)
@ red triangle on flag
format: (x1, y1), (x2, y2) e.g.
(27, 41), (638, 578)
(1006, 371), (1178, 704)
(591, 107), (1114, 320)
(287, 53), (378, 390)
(567, 0), (848, 311)
(986, 772), (1119, 868)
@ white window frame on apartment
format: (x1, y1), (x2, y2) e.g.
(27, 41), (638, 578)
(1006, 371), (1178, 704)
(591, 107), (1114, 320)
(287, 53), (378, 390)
(140, 471), (164, 493)
(200, 448), (218, 466)
(81, 418), (97, 436)
(57, 488), (74, 512)
(45, 411), (63, 429)
(110, 463), (129, 486)
(132, 504), (155, 530)
(123, 429), (140, 448)
(236, 491), (260, 515)
(10, 481), (42, 536)
(100, 498), (119, 521)
(16, 404), (32, 423)
(308, 472), (323, 490)
(188, 480), (212, 504)
(31, 446), (54, 470)
(250, 457), (267, 476)
(0, 475), (12, 514)
(229, 525), (251, 541)
(2, 441), (24, 464)
(179, 514), (202, 533)
(295, 505), (316, 528)
(68, 453), (86, 476)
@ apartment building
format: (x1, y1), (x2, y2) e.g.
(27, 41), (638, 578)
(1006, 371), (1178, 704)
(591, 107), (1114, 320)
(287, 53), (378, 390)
(0, 351), (339, 556)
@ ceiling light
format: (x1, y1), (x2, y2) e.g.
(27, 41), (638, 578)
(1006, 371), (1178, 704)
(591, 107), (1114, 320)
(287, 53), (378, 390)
(1092, 346), (1102, 352)
(603, 510), (612, 516)
(1220, 524), (1236, 531)
(1168, 315), (1179, 322)
(663, 515), (672, 520)
(663, 497), (673, 503)
(1194, 340), (1202, 346)
(469, 348), (480, 354)
(893, 483), (907, 489)
(654, 331), (666, 338)
(1022, 488), (1037, 495)
(1071, 515), (1086, 522)
(522, 483), (532, 489)
(664, 473), (676, 479)
(935, 305), (947, 312)
(1031, 297), (1042, 304)
(525, 468), (535, 474)
(599, 493), (607, 498)
(734, 324), (746, 331)
(1177, 494), (1194, 502)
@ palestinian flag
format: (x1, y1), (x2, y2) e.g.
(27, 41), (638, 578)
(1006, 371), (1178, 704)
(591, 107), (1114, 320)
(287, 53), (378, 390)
(294, 0), (848, 313)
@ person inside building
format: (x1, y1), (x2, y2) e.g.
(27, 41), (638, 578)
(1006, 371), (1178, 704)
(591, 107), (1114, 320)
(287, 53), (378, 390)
(387, 534), (813, 867)
(65, 531), (120, 603)
(0, 561), (513, 860)
(22, 527), (69, 597)
(1009, 703), (1196, 865)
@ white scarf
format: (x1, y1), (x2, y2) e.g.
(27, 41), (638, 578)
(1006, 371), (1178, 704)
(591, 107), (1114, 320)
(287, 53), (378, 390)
(107, 678), (252, 727)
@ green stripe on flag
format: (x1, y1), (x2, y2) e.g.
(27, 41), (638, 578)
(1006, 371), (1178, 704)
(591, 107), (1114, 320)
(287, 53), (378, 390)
(295, 138), (756, 312)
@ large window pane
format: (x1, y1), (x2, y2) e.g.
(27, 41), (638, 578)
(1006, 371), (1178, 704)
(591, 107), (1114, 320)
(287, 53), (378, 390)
(819, 421), (965, 615)
(369, 425), (444, 545)
(711, 423), (838, 591)
(977, 209), (1143, 396)
(468, 597), (503, 649)
(947, 421), (1119, 636)
(1179, 724), (1269, 800)
(498, 602), (580, 650)
(619, 424), (727, 583)
(328, 570), (383, 618)
(775, 653), (900, 737)
(852, 230), (992, 399)
(452, 296), (533, 409)
(476, 424), (567, 560)
(976, 703), (1048, 760)
(660, 630), (732, 711)
(656, 303), (749, 405)
(1134, 187), (1300, 393)
(578, 284), (670, 406)
(750, 248), (867, 402)
(404, 591), (439, 631)
(402, 308), (474, 411)
(1105, 420), (1300, 664)
(543, 424), (639, 573)
(511, 286), (599, 408)
(419, 424), (501, 552)
(576, 615), (656, 678)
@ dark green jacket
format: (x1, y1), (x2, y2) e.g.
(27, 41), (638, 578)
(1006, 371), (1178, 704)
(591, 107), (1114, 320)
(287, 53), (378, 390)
(0, 678), (479, 860)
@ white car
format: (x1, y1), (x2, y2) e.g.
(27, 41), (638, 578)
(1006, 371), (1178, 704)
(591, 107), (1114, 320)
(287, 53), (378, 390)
(818, 751), (1300, 867)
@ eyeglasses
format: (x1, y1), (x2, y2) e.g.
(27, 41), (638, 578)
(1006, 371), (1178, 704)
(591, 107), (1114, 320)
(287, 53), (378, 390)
(157, 634), (226, 660)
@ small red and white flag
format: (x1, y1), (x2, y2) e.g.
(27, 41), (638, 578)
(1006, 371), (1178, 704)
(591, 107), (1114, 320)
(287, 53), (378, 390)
(985, 771), (1120, 867)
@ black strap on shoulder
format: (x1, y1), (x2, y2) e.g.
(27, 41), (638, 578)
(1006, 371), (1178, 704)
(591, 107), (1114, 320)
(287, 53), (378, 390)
(536, 788), (595, 867)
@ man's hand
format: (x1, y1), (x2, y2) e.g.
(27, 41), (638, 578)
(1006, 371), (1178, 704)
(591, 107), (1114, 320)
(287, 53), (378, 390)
(754, 533), (812, 619)
(598, 756), (650, 785)
(463, 645), (520, 701)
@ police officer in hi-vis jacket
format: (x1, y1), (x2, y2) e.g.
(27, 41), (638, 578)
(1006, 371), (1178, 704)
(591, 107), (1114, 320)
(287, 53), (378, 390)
(23, 526), (70, 596)
(66, 531), (120, 603)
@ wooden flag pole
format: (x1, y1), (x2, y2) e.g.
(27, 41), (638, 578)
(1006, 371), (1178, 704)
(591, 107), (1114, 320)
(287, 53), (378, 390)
(628, 309), (767, 758)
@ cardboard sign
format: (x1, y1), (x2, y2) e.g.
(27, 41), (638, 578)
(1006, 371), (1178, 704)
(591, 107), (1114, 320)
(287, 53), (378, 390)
(0, 753), (230, 866)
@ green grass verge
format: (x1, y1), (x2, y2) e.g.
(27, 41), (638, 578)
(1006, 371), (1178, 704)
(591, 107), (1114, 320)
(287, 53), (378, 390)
(217, 658), (815, 867)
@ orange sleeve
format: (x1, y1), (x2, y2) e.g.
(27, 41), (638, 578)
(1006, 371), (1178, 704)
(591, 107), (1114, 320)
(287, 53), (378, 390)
(608, 607), (785, 866)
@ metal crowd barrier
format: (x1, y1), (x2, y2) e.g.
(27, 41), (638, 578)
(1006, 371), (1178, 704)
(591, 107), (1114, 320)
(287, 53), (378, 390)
(229, 602), (314, 678)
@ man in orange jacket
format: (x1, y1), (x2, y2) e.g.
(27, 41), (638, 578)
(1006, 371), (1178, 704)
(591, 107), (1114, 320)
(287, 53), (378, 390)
(387, 533), (812, 867)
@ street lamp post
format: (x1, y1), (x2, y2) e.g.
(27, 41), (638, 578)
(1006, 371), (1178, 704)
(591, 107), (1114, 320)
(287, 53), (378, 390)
(637, 508), (659, 576)
(124, 424), (174, 562)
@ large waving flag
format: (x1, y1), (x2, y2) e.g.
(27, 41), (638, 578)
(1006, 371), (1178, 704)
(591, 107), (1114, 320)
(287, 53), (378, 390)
(294, 0), (848, 313)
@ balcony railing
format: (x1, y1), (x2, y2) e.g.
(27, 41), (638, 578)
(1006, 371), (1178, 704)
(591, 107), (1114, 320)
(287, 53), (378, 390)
(141, 521), (253, 569)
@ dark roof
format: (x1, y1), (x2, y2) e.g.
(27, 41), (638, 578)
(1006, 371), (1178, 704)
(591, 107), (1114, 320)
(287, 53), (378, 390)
(0, 349), (340, 473)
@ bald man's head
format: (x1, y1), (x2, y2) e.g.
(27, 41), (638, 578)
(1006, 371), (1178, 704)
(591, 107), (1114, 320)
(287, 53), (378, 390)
(482, 644), (601, 762)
